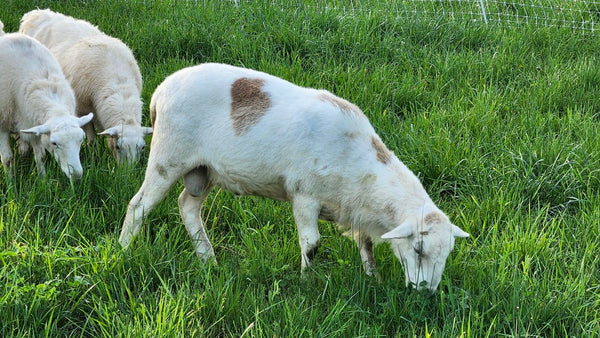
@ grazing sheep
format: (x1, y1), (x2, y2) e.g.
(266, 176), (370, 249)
(19, 9), (152, 164)
(119, 63), (469, 292)
(0, 28), (93, 179)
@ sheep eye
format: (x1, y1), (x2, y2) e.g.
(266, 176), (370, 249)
(51, 141), (58, 147)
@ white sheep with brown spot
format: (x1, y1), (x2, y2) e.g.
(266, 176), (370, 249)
(0, 26), (93, 179)
(19, 9), (152, 164)
(119, 63), (469, 292)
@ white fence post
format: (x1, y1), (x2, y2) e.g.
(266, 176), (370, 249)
(479, 0), (488, 23)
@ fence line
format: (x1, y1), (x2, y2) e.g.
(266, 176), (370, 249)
(230, 0), (600, 34)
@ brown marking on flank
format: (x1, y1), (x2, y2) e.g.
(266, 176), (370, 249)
(230, 77), (271, 135)
(156, 164), (168, 179)
(419, 231), (430, 236)
(371, 136), (392, 164)
(424, 212), (443, 224)
(318, 92), (364, 118)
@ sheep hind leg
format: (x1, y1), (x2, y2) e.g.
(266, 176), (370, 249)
(0, 131), (13, 175)
(292, 195), (321, 273)
(179, 166), (216, 263)
(119, 163), (181, 250)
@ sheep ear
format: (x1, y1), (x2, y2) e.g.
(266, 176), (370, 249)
(78, 113), (94, 126)
(452, 225), (470, 238)
(381, 222), (413, 239)
(142, 127), (153, 135)
(21, 124), (50, 135)
(99, 126), (120, 137)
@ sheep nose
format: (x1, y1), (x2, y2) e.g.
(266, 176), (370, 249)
(68, 165), (83, 180)
(71, 170), (83, 180)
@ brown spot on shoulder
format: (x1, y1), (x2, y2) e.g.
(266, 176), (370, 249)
(318, 92), (365, 118)
(384, 203), (397, 220)
(230, 77), (271, 135)
(371, 136), (392, 164)
(344, 131), (357, 139)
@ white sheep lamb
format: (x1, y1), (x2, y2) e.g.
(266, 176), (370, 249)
(119, 63), (469, 292)
(0, 25), (93, 179)
(19, 9), (152, 164)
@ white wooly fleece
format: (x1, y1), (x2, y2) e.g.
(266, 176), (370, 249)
(0, 20), (4, 36)
(19, 9), (151, 164)
(121, 63), (469, 292)
(0, 32), (93, 179)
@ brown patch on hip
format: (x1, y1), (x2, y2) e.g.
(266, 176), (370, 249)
(230, 77), (271, 135)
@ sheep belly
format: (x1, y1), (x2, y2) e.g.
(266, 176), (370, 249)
(208, 166), (289, 201)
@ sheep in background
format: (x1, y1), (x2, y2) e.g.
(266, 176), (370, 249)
(119, 63), (469, 292)
(0, 27), (93, 179)
(19, 9), (152, 165)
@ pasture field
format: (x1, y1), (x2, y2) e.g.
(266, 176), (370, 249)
(1, 0), (600, 336)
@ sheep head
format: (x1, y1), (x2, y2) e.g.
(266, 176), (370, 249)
(99, 125), (152, 165)
(382, 210), (469, 292)
(21, 113), (93, 179)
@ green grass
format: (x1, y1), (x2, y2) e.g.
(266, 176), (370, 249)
(2, 0), (600, 336)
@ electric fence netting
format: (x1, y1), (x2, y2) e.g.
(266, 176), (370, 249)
(233, 1), (600, 34)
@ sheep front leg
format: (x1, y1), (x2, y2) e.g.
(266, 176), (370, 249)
(292, 195), (321, 272)
(18, 138), (30, 156)
(355, 234), (378, 277)
(119, 165), (179, 249)
(178, 166), (215, 262)
(30, 140), (46, 177)
(0, 130), (13, 174)
(82, 119), (96, 145)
